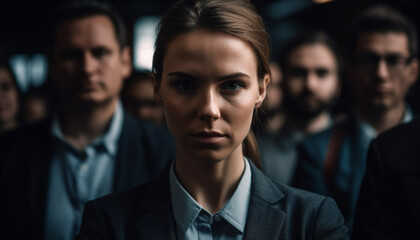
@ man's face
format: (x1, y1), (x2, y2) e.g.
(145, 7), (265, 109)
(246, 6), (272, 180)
(124, 79), (165, 125)
(0, 67), (19, 124)
(266, 62), (283, 114)
(51, 15), (131, 107)
(283, 44), (340, 119)
(350, 32), (418, 111)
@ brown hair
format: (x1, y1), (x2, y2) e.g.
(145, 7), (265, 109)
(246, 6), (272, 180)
(152, 0), (270, 168)
(349, 4), (418, 60)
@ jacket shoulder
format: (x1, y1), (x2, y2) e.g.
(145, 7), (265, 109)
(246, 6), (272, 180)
(372, 117), (420, 172)
(275, 182), (333, 209)
(270, 182), (348, 239)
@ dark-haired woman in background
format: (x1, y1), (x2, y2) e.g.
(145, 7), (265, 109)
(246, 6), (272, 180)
(78, 0), (348, 239)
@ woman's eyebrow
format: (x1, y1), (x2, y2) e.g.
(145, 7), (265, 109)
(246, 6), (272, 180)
(167, 71), (198, 80)
(167, 71), (251, 81)
(218, 73), (251, 81)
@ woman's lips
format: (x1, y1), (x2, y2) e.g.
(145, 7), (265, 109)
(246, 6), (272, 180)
(190, 131), (226, 144)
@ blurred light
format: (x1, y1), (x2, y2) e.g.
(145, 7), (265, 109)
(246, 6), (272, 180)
(9, 55), (29, 91)
(9, 54), (48, 92)
(30, 54), (48, 87)
(133, 16), (160, 71)
(313, 0), (335, 4)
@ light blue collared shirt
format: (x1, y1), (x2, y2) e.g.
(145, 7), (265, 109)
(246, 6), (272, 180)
(169, 157), (252, 240)
(44, 102), (124, 240)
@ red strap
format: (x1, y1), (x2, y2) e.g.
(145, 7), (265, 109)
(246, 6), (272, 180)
(324, 126), (345, 191)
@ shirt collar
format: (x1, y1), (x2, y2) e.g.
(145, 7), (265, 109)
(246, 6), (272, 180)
(169, 157), (252, 234)
(218, 157), (251, 232)
(51, 101), (124, 157)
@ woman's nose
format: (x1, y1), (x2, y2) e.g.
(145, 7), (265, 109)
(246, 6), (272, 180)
(197, 89), (221, 122)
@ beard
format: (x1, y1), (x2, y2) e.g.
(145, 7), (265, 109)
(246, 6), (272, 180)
(284, 90), (337, 120)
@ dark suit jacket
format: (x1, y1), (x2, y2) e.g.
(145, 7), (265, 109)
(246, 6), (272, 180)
(77, 161), (349, 239)
(0, 113), (176, 239)
(293, 118), (367, 230)
(352, 118), (420, 240)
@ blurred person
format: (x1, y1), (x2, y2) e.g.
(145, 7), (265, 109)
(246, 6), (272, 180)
(263, 62), (286, 132)
(22, 87), (50, 124)
(0, 1), (175, 240)
(121, 70), (165, 126)
(77, 0), (348, 239)
(293, 4), (418, 232)
(0, 60), (21, 133)
(258, 30), (342, 185)
(352, 118), (420, 239)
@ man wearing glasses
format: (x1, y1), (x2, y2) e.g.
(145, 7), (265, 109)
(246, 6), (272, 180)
(293, 4), (418, 234)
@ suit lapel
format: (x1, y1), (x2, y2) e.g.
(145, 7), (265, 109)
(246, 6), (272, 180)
(124, 161), (287, 239)
(244, 163), (286, 239)
(126, 165), (177, 239)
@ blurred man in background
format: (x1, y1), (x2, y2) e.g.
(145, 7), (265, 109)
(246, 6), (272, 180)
(121, 70), (165, 126)
(293, 4), (418, 232)
(262, 62), (286, 133)
(258, 30), (342, 184)
(0, 1), (175, 239)
(0, 60), (21, 133)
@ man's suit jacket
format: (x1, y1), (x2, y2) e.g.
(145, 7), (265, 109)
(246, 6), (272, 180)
(0, 113), (176, 239)
(352, 118), (420, 240)
(77, 161), (349, 240)
(293, 118), (367, 230)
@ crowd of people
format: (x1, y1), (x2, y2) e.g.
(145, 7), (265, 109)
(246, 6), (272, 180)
(0, 0), (419, 239)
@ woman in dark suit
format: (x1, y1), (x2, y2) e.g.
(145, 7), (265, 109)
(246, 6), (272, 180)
(77, 0), (348, 239)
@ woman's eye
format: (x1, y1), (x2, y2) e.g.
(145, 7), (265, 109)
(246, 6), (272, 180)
(172, 79), (196, 92)
(222, 81), (244, 91)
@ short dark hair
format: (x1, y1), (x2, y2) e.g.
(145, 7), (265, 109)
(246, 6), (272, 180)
(349, 4), (418, 59)
(278, 30), (343, 81)
(49, 0), (127, 49)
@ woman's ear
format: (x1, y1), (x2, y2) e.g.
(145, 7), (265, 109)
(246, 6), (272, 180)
(255, 73), (270, 108)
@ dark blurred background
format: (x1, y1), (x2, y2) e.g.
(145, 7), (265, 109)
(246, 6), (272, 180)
(0, 0), (419, 97)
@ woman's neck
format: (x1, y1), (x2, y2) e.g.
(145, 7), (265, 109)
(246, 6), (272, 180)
(174, 145), (245, 214)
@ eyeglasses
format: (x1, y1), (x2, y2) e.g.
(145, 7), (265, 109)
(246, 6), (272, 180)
(355, 53), (413, 73)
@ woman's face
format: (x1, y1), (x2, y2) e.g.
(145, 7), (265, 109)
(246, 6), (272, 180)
(0, 67), (19, 125)
(157, 30), (268, 162)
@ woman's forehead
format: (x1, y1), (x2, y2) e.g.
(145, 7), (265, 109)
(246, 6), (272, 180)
(162, 30), (258, 78)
